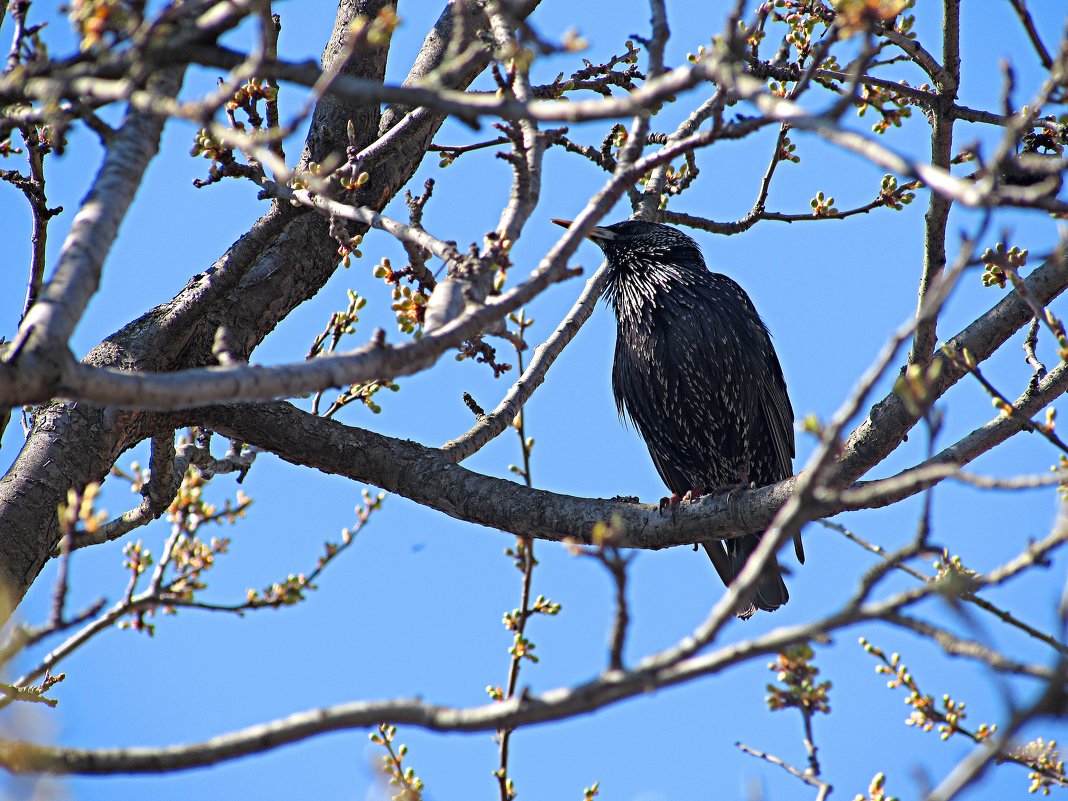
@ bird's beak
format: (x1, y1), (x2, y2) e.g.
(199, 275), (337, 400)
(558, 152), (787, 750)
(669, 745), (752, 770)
(551, 218), (617, 241)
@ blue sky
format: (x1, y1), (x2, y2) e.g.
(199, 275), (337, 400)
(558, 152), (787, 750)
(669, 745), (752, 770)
(2, 2), (1067, 800)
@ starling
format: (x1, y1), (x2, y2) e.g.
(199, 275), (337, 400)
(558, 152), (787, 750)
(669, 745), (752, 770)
(553, 218), (802, 618)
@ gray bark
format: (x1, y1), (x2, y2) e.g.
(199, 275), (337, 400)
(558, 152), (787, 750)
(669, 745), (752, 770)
(0, 0), (517, 616)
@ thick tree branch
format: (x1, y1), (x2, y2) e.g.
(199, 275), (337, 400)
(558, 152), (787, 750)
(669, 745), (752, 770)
(199, 317), (1068, 555)
(836, 243), (1068, 485)
(8, 68), (183, 383)
(0, 0), (512, 615)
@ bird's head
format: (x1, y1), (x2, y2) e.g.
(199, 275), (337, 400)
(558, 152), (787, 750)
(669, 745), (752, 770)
(551, 218), (704, 273)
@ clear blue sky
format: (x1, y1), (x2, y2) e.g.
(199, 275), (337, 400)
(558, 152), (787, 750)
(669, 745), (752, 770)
(2, 3), (1066, 800)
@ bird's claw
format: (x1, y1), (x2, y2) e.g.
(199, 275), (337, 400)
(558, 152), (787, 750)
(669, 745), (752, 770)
(658, 493), (682, 521)
(658, 488), (706, 523)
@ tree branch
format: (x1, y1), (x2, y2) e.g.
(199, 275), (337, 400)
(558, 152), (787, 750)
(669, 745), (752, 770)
(3, 528), (1060, 776)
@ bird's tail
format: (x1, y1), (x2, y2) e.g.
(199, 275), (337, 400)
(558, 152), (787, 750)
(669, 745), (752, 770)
(702, 534), (789, 620)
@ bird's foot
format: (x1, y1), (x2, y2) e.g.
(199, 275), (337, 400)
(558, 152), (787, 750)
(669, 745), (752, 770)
(658, 487), (707, 524)
(658, 493), (682, 518)
(680, 486), (706, 503)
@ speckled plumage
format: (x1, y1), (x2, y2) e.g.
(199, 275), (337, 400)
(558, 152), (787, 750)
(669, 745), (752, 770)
(590, 220), (800, 619)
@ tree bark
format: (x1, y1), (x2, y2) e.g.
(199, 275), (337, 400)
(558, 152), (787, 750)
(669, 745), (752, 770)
(0, 0), (526, 616)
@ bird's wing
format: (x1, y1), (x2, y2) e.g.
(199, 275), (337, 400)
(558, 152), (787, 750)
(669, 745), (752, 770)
(758, 344), (795, 475)
(651, 284), (761, 489)
(757, 344), (803, 564)
(705, 274), (794, 475)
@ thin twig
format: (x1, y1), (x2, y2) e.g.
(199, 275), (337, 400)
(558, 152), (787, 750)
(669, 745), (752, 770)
(8, 530), (1060, 774)
(736, 742), (832, 801)
(824, 519), (1068, 658)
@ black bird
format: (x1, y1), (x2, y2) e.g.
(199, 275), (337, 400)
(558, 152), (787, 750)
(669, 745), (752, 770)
(553, 218), (802, 618)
